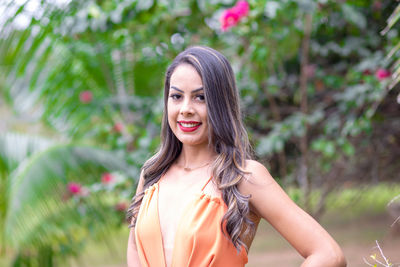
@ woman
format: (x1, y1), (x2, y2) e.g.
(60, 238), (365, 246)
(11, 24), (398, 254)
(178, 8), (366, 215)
(127, 46), (346, 267)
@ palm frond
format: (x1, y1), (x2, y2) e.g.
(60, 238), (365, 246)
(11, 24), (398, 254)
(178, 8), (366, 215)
(4, 144), (137, 249)
(381, 4), (400, 35)
(0, 132), (55, 173)
(382, 3), (400, 91)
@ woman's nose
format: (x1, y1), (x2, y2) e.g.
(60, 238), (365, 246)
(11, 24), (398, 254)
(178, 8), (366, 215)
(180, 99), (194, 116)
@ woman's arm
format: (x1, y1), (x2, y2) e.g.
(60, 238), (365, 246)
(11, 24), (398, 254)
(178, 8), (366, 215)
(240, 160), (346, 267)
(127, 170), (145, 267)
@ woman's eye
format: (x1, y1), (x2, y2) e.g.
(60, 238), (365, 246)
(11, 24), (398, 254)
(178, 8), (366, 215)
(169, 94), (181, 100)
(196, 94), (205, 101)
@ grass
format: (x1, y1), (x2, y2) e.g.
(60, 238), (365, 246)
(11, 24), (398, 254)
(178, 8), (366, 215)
(326, 183), (400, 216)
(286, 182), (400, 222)
(65, 227), (129, 267)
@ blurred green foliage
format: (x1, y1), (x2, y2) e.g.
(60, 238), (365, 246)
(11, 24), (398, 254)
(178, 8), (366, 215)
(287, 182), (400, 220)
(0, 0), (399, 266)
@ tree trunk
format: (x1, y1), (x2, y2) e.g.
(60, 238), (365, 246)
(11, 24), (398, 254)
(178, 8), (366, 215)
(298, 12), (313, 212)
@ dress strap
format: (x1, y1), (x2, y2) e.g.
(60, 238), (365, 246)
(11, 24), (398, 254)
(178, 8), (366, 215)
(201, 176), (213, 191)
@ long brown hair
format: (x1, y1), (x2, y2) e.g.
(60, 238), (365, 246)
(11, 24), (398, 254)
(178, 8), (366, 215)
(127, 46), (255, 251)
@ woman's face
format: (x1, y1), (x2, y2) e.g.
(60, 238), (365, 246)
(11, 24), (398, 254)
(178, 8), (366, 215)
(167, 64), (209, 148)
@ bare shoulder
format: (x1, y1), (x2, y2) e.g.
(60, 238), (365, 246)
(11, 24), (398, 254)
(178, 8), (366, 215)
(238, 159), (288, 217)
(239, 160), (276, 192)
(244, 159), (269, 173)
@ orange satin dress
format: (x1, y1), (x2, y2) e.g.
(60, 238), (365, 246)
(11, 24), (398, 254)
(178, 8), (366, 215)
(135, 176), (248, 267)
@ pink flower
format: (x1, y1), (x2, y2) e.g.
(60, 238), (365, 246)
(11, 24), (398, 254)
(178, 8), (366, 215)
(233, 0), (249, 17)
(375, 68), (391, 81)
(220, 9), (240, 31)
(113, 122), (124, 133)
(79, 91), (93, 103)
(115, 202), (128, 212)
(220, 1), (249, 31)
(101, 173), (114, 184)
(68, 182), (82, 195)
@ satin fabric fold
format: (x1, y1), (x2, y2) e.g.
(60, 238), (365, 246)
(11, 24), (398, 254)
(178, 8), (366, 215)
(135, 180), (248, 267)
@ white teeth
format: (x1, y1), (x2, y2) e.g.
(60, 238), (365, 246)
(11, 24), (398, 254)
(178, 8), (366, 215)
(180, 122), (200, 127)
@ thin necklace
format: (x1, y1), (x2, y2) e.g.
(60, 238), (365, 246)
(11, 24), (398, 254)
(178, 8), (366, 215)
(178, 162), (211, 172)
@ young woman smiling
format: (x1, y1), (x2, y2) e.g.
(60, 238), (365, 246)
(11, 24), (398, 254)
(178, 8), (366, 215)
(127, 46), (347, 267)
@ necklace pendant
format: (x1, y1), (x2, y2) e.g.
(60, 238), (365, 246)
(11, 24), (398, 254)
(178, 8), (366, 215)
(183, 167), (191, 171)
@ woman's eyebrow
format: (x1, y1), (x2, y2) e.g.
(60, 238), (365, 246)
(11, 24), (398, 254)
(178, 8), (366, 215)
(170, 86), (203, 93)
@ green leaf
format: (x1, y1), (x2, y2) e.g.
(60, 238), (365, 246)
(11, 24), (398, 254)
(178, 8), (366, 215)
(341, 4), (366, 30)
(341, 141), (355, 157)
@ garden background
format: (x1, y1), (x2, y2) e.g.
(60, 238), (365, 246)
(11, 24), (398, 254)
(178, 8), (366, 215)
(1, 0), (400, 266)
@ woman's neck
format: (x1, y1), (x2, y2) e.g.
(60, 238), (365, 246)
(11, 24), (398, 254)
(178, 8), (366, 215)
(177, 144), (217, 168)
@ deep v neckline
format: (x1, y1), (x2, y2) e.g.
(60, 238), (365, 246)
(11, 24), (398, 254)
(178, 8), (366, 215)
(135, 177), (249, 267)
(155, 176), (214, 267)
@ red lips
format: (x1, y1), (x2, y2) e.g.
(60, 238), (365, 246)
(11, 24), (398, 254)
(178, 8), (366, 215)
(178, 121), (202, 132)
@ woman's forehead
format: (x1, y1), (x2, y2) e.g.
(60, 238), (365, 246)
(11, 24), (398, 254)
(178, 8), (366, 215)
(170, 64), (203, 88)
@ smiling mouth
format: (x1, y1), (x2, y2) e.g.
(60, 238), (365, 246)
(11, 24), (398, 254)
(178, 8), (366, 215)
(178, 121), (201, 127)
(178, 121), (202, 132)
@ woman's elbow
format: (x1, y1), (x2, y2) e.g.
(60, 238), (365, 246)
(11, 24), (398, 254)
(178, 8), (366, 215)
(327, 247), (347, 267)
(335, 251), (347, 267)
(312, 245), (346, 267)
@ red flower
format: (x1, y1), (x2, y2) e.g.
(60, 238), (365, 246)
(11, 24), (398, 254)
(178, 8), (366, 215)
(68, 182), (82, 195)
(115, 202), (128, 212)
(362, 69), (372, 76)
(113, 122), (124, 133)
(79, 91), (93, 103)
(375, 68), (391, 81)
(101, 173), (114, 184)
(220, 1), (249, 31)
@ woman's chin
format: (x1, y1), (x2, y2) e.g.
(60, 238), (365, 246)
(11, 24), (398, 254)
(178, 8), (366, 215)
(178, 137), (208, 147)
